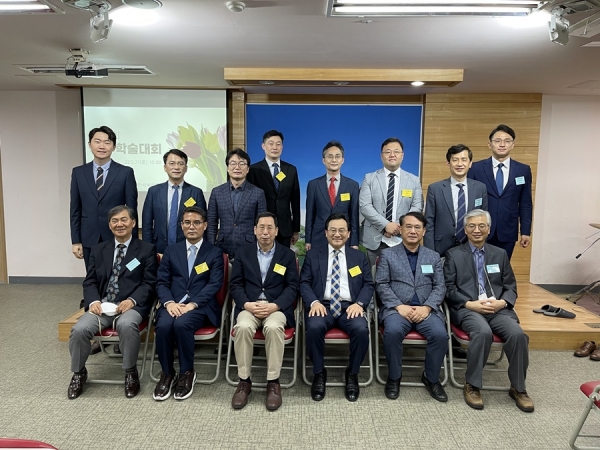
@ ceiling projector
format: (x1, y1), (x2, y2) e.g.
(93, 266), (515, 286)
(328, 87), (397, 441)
(65, 63), (108, 78)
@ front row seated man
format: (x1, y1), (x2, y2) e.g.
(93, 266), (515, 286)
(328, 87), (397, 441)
(300, 212), (374, 402)
(68, 205), (158, 399)
(444, 209), (533, 412)
(376, 211), (448, 402)
(229, 212), (299, 411)
(153, 206), (224, 401)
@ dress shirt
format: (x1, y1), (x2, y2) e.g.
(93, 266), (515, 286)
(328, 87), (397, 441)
(492, 156), (510, 191)
(403, 244), (421, 306)
(165, 239), (204, 307)
(383, 167), (401, 222)
(167, 181), (183, 226)
(323, 245), (351, 301)
(256, 242), (276, 299)
(92, 236), (135, 307)
(229, 180), (246, 214)
(266, 159), (282, 178)
(326, 173), (340, 197)
(92, 159), (112, 186)
(468, 241), (488, 297)
(450, 177), (469, 223)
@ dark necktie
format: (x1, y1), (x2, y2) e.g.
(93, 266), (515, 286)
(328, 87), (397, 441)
(96, 167), (104, 191)
(330, 250), (342, 318)
(329, 177), (336, 207)
(456, 183), (466, 243)
(106, 244), (126, 304)
(272, 163), (280, 192)
(386, 173), (396, 221)
(167, 185), (179, 246)
(475, 249), (486, 296)
(496, 163), (505, 195)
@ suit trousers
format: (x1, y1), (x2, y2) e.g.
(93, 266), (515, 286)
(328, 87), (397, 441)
(458, 308), (529, 391)
(383, 312), (448, 382)
(276, 235), (292, 248)
(154, 307), (208, 375)
(234, 310), (287, 380)
(487, 234), (516, 260)
(366, 243), (389, 268)
(69, 308), (143, 372)
(305, 307), (369, 375)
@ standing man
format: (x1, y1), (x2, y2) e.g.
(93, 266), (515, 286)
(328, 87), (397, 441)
(67, 206), (157, 399)
(247, 130), (301, 248)
(468, 124), (533, 259)
(229, 212), (299, 411)
(305, 141), (360, 251)
(360, 137), (423, 267)
(424, 144), (488, 258)
(153, 206), (224, 401)
(207, 148), (267, 259)
(70, 126), (138, 269)
(300, 213), (373, 402)
(444, 209), (533, 412)
(142, 149), (206, 254)
(376, 212), (448, 402)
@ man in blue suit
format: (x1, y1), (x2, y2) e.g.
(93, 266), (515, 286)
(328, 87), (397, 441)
(207, 148), (267, 259)
(142, 149), (206, 254)
(300, 213), (374, 402)
(376, 211), (448, 402)
(70, 126), (138, 269)
(153, 206), (224, 401)
(468, 125), (532, 259)
(305, 141), (360, 252)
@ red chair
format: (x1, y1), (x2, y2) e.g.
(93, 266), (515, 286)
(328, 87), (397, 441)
(569, 381), (600, 449)
(0, 438), (57, 449)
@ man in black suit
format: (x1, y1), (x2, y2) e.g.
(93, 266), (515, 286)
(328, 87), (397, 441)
(247, 130), (301, 248)
(68, 205), (158, 400)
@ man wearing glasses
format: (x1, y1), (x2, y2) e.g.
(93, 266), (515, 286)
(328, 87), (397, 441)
(360, 137), (423, 267)
(444, 209), (533, 413)
(305, 141), (360, 252)
(142, 149), (206, 254)
(153, 206), (224, 401)
(468, 124), (533, 259)
(207, 148), (267, 259)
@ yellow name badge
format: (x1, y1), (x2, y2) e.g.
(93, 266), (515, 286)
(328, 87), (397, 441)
(273, 263), (287, 276)
(348, 266), (362, 277)
(275, 171), (286, 182)
(194, 262), (209, 274)
(401, 189), (413, 198)
(340, 193), (350, 202)
(184, 197), (196, 207)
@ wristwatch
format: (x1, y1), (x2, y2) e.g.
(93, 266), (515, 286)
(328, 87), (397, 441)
(357, 301), (366, 311)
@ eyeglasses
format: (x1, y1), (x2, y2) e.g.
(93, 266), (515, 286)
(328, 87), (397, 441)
(256, 225), (276, 231)
(382, 150), (403, 156)
(182, 220), (205, 227)
(228, 161), (248, 168)
(402, 225), (423, 231)
(491, 139), (514, 145)
(167, 161), (186, 167)
(466, 223), (489, 230)
(327, 228), (348, 234)
(324, 154), (343, 161)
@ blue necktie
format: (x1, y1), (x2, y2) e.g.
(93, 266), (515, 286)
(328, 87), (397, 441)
(330, 250), (342, 318)
(167, 185), (179, 246)
(386, 173), (395, 221)
(188, 245), (197, 276)
(496, 163), (504, 195)
(272, 163), (280, 192)
(456, 183), (466, 243)
(106, 244), (126, 304)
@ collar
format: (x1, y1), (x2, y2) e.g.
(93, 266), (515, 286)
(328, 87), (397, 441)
(93, 159), (112, 172)
(403, 243), (419, 257)
(491, 156), (511, 169)
(266, 159), (281, 169)
(468, 241), (485, 254)
(229, 180), (246, 191)
(327, 173), (340, 183)
(186, 239), (203, 251)
(168, 180), (184, 189)
(450, 176), (467, 187)
(257, 241), (276, 256)
(114, 236), (132, 249)
(383, 167), (400, 177)
(328, 244), (345, 257)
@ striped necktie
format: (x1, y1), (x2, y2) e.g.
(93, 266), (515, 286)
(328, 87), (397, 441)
(456, 183), (466, 243)
(272, 163), (280, 192)
(330, 250), (342, 318)
(386, 173), (396, 221)
(96, 167), (104, 191)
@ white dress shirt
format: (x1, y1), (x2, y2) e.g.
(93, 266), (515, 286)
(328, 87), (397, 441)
(450, 177), (469, 222)
(323, 245), (351, 301)
(492, 156), (510, 190)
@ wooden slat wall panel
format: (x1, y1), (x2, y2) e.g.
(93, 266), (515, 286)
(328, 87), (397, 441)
(246, 94), (423, 104)
(228, 91), (246, 151)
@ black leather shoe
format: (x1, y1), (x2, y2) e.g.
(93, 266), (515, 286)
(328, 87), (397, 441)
(311, 369), (327, 401)
(124, 370), (140, 398)
(384, 377), (400, 400)
(421, 372), (448, 402)
(153, 372), (178, 401)
(344, 367), (359, 402)
(68, 367), (87, 399)
(90, 341), (101, 355)
(174, 370), (197, 401)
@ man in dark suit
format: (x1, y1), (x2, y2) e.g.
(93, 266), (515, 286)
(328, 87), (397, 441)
(424, 144), (488, 258)
(444, 209), (533, 412)
(247, 130), (301, 248)
(229, 212), (299, 411)
(467, 124), (533, 259)
(68, 205), (157, 399)
(305, 141), (360, 252)
(300, 212), (373, 402)
(376, 211), (448, 402)
(142, 149), (206, 254)
(153, 206), (224, 401)
(207, 148), (267, 259)
(70, 126), (138, 269)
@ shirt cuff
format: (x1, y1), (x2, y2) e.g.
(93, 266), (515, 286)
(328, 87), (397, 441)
(310, 300), (320, 308)
(127, 297), (136, 306)
(89, 300), (101, 306)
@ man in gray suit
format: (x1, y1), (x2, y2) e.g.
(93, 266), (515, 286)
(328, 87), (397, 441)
(360, 137), (423, 267)
(444, 209), (533, 412)
(424, 144), (488, 258)
(376, 211), (448, 402)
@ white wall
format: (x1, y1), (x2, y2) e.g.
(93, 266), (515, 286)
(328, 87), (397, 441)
(530, 95), (600, 285)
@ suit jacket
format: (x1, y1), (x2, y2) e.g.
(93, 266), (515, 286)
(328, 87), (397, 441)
(156, 239), (224, 327)
(70, 160), (138, 247)
(206, 181), (267, 258)
(305, 174), (360, 248)
(359, 168), (423, 251)
(376, 244), (446, 323)
(299, 246), (374, 310)
(444, 242), (517, 318)
(424, 178), (488, 257)
(230, 242), (299, 326)
(142, 181), (207, 254)
(468, 157), (533, 242)
(82, 239), (157, 318)
(247, 159), (301, 238)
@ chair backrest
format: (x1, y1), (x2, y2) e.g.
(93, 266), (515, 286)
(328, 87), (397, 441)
(216, 253), (230, 308)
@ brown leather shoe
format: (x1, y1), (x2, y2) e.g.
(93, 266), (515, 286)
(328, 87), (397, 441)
(590, 348), (600, 361)
(90, 341), (101, 355)
(231, 380), (252, 409)
(124, 370), (140, 398)
(509, 387), (534, 412)
(67, 367), (87, 399)
(266, 381), (282, 411)
(574, 341), (596, 357)
(153, 372), (178, 401)
(464, 383), (484, 410)
(174, 370), (197, 400)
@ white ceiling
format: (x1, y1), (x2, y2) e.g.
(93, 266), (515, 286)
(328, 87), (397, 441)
(1, 0), (599, 95)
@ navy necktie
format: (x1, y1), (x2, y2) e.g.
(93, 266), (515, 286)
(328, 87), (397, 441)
(496, 163), (505, 195)
(96, 167), (104, 191)
(386, 173), (396, 221)
(167, 185), (179, 246)
(106, 244), (126, 304)
(272, 163), (280, 192)
(456, 183), (466, 243)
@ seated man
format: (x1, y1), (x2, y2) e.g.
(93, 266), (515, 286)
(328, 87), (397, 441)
(300, 212), (373, 402)
(376, 211), (448, 402)
(68, 205), (157, 399)
(444, 209), (533, 412)
(229, 212), (299, 411)
(153, 206), (224, 401)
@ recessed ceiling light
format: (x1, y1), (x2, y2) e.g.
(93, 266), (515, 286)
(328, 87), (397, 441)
(111, 5), (159, 26)
(259, 80), (275, 85)
(0, 0), (61, 13)
(411, 81), (425, 86)
(496, 10), (549, 28)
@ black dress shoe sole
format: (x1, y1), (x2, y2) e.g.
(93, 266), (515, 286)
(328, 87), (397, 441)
(311, 392), (325, 401)
(385, 389), (399, 400)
